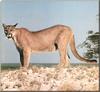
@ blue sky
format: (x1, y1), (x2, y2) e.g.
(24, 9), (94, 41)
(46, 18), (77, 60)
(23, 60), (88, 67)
(0, 0), (99, 63)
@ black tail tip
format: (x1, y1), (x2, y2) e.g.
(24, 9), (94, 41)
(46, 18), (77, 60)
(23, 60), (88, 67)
(90, 60), (97, 64)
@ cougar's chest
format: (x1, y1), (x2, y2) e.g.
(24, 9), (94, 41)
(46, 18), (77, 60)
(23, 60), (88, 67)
(13, 37), (22, 48)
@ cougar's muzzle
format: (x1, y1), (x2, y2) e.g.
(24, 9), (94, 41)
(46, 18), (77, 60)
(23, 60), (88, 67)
(7, 33), (12, 39)
(4, 31), (12, 39)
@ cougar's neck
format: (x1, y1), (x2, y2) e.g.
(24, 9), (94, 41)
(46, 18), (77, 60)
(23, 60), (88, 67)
(12, 28), (20, 41)
(12, 28), (19, 39)
(12, 29), (21, 46)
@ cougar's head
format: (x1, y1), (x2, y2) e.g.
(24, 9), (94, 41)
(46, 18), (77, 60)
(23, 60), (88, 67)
(2, 23), (18, 39)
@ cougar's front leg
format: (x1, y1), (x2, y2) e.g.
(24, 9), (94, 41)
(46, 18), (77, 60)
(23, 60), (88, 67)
(17, 47), (24, 67)
(17, 47), (30, 68)
(23, 49), (31, 68)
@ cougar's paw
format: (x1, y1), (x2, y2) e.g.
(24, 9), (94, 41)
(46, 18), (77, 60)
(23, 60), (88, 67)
(20, 67), (28, 72)
(57, 62), (70, 68)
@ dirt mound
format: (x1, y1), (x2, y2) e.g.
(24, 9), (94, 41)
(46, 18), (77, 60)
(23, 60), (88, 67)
(0, 64), (99, 91)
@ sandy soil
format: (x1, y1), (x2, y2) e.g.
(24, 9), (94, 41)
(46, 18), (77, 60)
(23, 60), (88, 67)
(0, 64), (99, 91)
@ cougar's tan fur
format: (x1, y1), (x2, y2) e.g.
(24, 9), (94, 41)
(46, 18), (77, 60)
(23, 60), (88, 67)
(2, 24), (97, 68)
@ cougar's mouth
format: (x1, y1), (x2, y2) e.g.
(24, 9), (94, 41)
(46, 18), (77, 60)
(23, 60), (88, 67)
(6, 33), (12, 39)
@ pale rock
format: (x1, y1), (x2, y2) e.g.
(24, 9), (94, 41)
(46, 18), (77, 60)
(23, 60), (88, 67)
(0, 65), (99, 91)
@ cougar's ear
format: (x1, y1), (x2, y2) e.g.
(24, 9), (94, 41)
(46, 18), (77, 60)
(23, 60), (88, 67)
(13, 23), (18, 27)
(2, 24), (6, 28)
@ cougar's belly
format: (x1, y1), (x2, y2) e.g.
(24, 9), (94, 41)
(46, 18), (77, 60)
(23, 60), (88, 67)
(31, 43), (58, 53)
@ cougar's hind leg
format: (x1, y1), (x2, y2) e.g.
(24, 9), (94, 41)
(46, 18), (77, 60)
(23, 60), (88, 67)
(58, 45), (66, 67)
(58, 33), (70, 67)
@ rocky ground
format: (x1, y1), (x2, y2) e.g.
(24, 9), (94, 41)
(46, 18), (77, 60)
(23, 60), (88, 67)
(0, 64), (99, 91)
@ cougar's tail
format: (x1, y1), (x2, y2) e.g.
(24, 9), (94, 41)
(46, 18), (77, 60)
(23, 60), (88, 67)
(69, 33), (97, 63)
